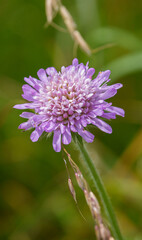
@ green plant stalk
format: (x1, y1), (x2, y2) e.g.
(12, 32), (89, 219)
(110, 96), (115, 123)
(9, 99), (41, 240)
(76, 139), (124, 240)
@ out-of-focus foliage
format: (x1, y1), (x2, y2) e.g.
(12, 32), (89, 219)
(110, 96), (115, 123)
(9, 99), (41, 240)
(0, 0), (142, 239)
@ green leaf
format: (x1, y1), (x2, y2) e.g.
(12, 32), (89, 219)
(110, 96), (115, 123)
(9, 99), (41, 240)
(89, 27), (142, 51)
(105, 52), (142, 82)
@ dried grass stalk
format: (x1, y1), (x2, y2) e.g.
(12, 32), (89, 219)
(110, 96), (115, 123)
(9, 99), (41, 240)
(59, 5), (76, 35)
(45, 1), (91, 55)
(45, 0), (59, 24)
(59, 5), (91, 55)
(73, 30), (91, 55)
(45, 1), (115, 56)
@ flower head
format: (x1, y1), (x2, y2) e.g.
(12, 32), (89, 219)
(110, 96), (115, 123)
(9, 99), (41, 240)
(14, 58), (124, 152)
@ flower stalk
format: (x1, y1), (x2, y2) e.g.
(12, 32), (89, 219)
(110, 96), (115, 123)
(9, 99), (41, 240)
(76, 138), (124, 240)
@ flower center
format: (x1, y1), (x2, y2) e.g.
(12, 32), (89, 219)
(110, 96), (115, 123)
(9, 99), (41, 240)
(36, 76), (91, 124)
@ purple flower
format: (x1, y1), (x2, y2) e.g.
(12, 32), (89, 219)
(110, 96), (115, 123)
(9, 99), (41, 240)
(14, 58), (124, 152)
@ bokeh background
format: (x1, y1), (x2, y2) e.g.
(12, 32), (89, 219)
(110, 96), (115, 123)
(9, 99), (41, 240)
(0, 0), (142, 239)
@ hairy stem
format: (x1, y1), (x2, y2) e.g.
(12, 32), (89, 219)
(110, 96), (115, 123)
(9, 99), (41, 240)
(76, 139), (124, 240)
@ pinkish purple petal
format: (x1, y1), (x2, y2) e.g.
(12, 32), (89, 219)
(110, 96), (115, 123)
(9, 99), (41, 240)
(37, 69), (48, 82)
(44, 121), (56, 132)
(30, 130), (39, 142)
(80, 118), (88, 127)
(93, 70), (111, 86)
(21, 94), (33, 101)
(109, 83), (123, 90)
(20, 112), (35, 118)
(72, 58), (78, 66)
(24, 77), (34, 86)
(91, 118), (112, 134)
(70, 125), (77, 132)
(46, 67), (57, 76)
(106, 106), (125, 117)
(60, 123), (66, 134)
(18, 121), (32, 130)
(13, 103), (36, 109)
(53, 129), (61, 152)
(22, 84), (37, 101)
(62, 128), (72, 145)
(78, 130), (94, 143)
(86, 68), (95, 78)
(100, 88), (117, 100)
(22, 84), (37, 94)
(24, 77), (41, 91)
(102, 83), (123, 91)
(31, 115), (46, 125)
(30, 127), (44, 142)
(101, 112), (116, 119)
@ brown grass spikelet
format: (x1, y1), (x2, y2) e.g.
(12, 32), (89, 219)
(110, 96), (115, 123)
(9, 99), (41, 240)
(75, 172), (87, 191)
(99, 223), (111, 240)
(95, 225), (102, 240)
(89, 191), (100, 215)
(84, 190), (100, 220)
(68, 178), (77, 203)
(95, 223), (112, 240)
(63, 148), (115, 240)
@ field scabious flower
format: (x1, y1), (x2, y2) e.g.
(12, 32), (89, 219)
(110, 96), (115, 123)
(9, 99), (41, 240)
(14, 58), (124, 152)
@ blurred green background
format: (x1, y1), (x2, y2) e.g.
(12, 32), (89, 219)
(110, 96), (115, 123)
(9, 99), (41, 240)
(0, 0), (142, 239)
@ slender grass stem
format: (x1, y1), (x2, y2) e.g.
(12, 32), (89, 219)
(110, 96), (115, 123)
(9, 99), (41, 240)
(76, 139), (124, 240)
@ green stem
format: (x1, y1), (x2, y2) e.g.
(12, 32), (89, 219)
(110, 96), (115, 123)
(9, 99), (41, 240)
(76, 139), (124, 240)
